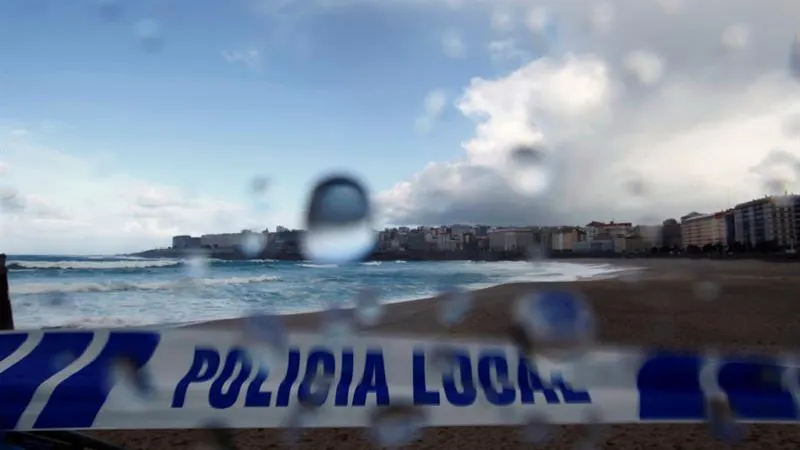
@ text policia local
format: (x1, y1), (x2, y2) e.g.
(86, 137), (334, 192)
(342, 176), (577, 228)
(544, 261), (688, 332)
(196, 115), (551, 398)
(171, 347), (593, 409)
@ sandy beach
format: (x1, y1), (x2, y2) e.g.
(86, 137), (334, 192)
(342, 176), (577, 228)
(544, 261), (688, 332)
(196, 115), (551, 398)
(90, 259), (800, 449)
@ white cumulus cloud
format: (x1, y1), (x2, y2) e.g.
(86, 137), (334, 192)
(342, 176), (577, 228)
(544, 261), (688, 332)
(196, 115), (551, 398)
(377, 0), (800, 227)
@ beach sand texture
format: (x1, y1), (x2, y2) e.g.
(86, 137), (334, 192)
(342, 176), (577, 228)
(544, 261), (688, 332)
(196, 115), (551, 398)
(91, 259), (800, 449)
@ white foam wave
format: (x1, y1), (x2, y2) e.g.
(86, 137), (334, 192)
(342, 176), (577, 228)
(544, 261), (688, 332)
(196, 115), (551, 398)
(12, 275), (281, 295)
(8, 259), (182, 270)
(297, 263), (338, 269)
(361, 261), (382, 266)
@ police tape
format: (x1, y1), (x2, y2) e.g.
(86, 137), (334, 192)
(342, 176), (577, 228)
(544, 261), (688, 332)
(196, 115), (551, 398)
(0, 327), (798, 431)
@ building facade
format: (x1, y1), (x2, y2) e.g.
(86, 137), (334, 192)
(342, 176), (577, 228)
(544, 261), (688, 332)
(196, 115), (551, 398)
(680, 211), (727, 248)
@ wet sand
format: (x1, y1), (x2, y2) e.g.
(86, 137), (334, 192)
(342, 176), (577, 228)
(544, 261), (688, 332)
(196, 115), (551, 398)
(92, 259), (800, 449)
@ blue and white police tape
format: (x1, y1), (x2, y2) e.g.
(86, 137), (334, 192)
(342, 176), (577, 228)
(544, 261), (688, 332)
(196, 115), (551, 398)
(0, 328), (798, 431)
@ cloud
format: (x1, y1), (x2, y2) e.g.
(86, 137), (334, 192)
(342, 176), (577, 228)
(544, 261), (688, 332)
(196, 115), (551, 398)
(0, 127), (265, 254)
(377, 0), (800, 227)
(488, 39), (529, 64)
(441, 29), (467, 59)
(414, 89), (448, 133)
(221, 48), (263, 70)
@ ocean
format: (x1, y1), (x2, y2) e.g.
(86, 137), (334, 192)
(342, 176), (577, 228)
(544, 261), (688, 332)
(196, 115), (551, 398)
(5, 255), (626, 329)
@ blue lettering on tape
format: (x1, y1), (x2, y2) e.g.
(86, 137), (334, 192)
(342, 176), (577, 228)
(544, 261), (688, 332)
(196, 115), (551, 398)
(172, 347), (391, 409)
(412, 348), (592, 407)
(637, 353), (800, 421)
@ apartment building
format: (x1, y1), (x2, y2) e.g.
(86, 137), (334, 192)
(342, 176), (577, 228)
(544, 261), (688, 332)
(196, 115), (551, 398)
(488, 228), (535, 252)
(551, 227), (581, 251)
(734, 195), (800, 247)
(585, 221), (633, 240)
(680, 211), (727, 248)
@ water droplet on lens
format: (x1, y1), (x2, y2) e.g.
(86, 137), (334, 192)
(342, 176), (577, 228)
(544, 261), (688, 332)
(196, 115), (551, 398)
(437, 288), (472, 326)
(514, 289), (596, 354)
(354, 288), (384, 328)
(96, 0), (123, 21)
(51, 351), (78, 371)
(507, 145), (552, 196)
(429, 346), (459, 374)
(693, 281), (720, 301)
(322, 301), (353, 345)
(248, 176), (270, 210)
(368, 403), (426, 448)
(195, 422), (237, 450)
(239, 231), (267, 258)
(720, 23), (750, 52)
(790, 33), (800, 80)
(302, 174), (376, 264)
(242, 312), (287, 355)
(108, 355), (154, 408)
(706, 394), (744, 443)
(184, 250), (209, 278)
(44, 292), (71, 309)
(519, 413), (552, 444)
(134, 18), (164, 53)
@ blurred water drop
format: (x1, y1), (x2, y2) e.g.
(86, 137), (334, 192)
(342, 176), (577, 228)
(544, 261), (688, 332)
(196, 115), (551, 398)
(195, 422), (237, 450)
(184, 250), (209, 279)
(720, 23), (750, 52)
(51, 351), (78, 372)
(322, 301), (354, 345)
(242, 312), (287, 355)
(514, 290), (596, 350)
(0, 187), (25, 212)
(96, 0), (123, 21)
(625, 177), (647, 196)
(302, 175), (376, 264)
(506, 145), (552, 196)
(43, 291), (71, 309)
(693, 281), (721, 301)
(134, 18), (164, 53)
(519, 413), (553, 444)
(367, 403), (426, 448)
(354, 287), (384, 328)
(437, 287), (472, 327)
(791, 33), (800, 80)
(239, 231), (267, 258)
(107, 355), (154, 409)
(428, 346), (459, 374)
(706, 394), (745, 444)
(248, 176), (270, 210)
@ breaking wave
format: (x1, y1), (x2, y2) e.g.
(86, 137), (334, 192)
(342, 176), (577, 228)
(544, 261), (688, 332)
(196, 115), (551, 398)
(12, 274), (281, 295)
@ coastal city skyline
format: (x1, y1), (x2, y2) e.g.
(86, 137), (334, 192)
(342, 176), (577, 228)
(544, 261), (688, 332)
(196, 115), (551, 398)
(166, 192), (800, 257)
(1, 1), (800, 255)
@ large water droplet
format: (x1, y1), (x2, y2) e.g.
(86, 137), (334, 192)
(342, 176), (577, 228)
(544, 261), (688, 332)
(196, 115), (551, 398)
(301, 175), (376, 264)
(506, 145), (552, 196)
(693, 281), (721, 301)
(514, 289), (596, 350)
(428, 346), (460, 374)
(437, 287), (472, 326)
(367, 403), (426, 448)
(354, 287), (384, 328)
(134, 18), (164, 53)
(239, 231), (267, 258)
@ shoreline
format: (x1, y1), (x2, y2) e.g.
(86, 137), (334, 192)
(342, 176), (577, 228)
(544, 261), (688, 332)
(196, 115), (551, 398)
(186, 260), (639, 329)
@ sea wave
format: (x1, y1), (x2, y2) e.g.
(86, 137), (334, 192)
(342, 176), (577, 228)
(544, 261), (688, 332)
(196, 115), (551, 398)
(297, 263), (338, 269)
(7, 259), (183, 271)
(12, 274), (281, 295)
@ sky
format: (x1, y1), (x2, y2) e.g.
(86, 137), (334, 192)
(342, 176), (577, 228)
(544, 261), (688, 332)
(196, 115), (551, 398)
(1, 0), (800, 254)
